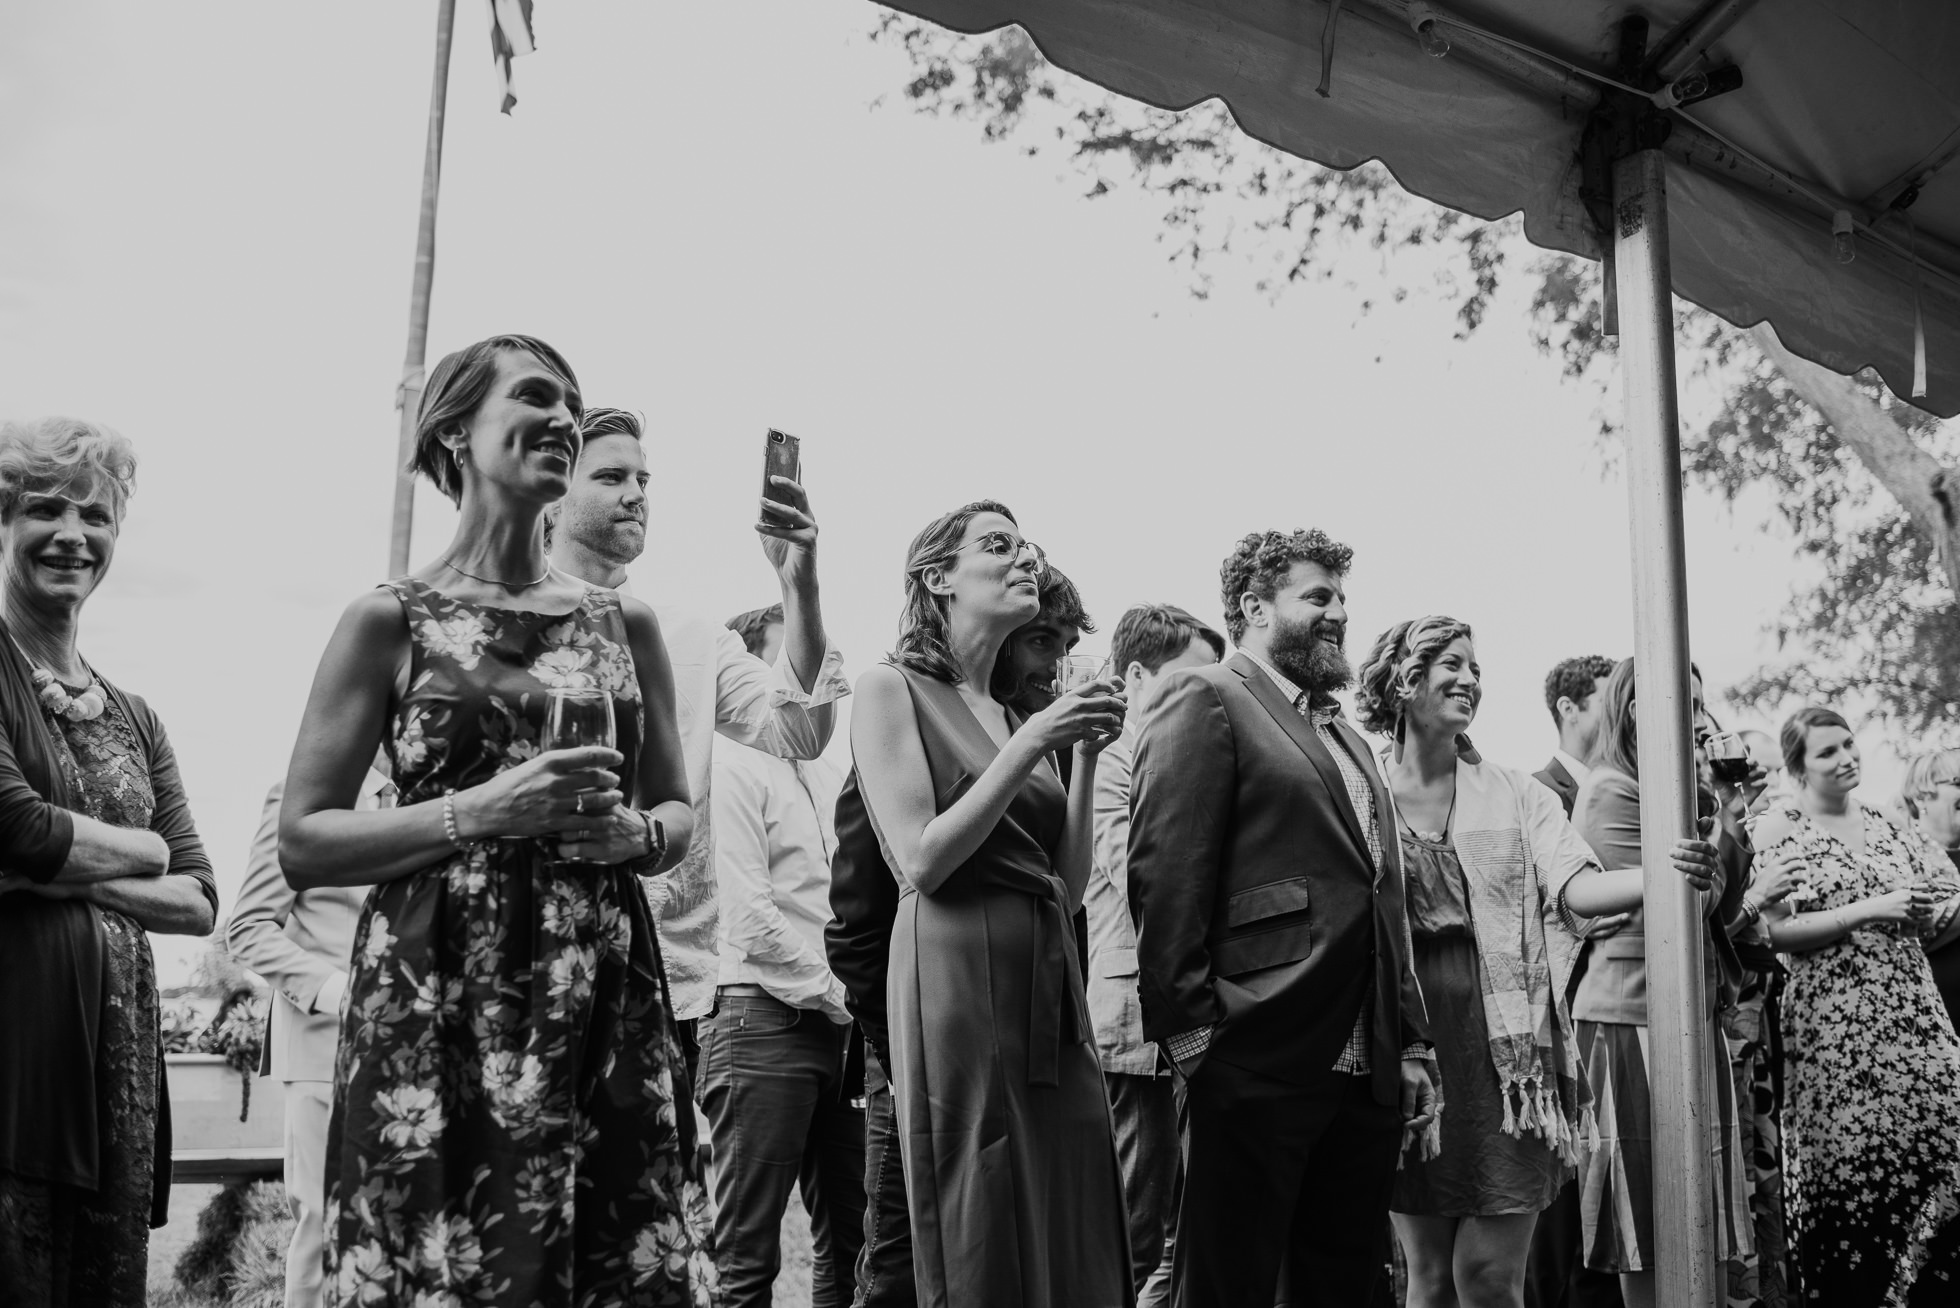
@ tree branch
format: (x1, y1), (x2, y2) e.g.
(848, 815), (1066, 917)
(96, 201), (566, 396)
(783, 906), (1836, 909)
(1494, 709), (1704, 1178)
(1748, 323), (1960, 600)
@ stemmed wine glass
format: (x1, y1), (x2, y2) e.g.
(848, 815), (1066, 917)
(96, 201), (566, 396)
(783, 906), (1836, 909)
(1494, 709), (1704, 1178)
(543, 688), (615, 862)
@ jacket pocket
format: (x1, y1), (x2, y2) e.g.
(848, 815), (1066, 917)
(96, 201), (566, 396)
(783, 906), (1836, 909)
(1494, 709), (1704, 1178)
(1212, 878), (1313, 977)
(1096, 946), (1139, 979)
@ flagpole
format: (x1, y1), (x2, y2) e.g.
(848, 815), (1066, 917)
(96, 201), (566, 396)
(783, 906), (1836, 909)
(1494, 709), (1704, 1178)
(388, 0), (458, 578)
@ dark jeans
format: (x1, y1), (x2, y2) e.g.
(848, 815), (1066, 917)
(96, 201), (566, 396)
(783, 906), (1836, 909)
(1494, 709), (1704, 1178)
(852, 1046), (915, 1308)
(700, 990), (866, 1308)
(1173, 1059), (1400, 1308)
(1108, 1071), (1178, 1307)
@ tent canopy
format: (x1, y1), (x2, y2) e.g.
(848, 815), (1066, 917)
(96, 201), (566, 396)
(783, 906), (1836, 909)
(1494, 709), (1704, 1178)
(883, 0), (1960, 417)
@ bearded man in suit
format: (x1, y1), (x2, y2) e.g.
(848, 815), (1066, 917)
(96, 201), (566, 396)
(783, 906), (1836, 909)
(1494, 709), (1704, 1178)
(1128, 528), (1438, 1307)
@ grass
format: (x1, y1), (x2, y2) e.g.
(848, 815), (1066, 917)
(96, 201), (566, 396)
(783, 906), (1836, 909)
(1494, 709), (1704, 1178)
(149, 1181), (818, 1307)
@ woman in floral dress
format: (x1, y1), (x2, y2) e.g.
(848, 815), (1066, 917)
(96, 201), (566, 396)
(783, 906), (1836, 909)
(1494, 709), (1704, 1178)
(280, 335), (714, 1307)
(1756, 706), (1960, 1306)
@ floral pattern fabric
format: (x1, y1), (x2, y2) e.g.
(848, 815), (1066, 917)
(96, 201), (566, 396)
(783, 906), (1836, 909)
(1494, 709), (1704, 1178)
(324, 580), (715, 1308)
(1774, 802), (1960, 1306)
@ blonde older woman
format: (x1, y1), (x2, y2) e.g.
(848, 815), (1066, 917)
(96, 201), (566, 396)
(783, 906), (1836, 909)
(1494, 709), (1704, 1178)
(1901, 747), (1960, 1032)
(0, 417), (217, 1306)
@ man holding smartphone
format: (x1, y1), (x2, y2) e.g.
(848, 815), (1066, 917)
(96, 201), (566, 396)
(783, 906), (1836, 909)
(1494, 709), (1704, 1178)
(549, 408), (848, 1075)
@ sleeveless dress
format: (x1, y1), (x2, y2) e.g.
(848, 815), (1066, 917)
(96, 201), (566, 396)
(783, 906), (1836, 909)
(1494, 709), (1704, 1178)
(1389, 829), (1564, 1218)
(871, 666), (1131, 1308)
(323, 580), (716, 1308)
(1772, 802), (1960, 1306)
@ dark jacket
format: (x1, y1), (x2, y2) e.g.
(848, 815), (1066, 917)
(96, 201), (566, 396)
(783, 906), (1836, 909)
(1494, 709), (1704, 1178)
(1128, 652), (1427, 1107)
(1535, 756), (1581, 818)
(826, 767), (898, 1066)
(0, 625), (216, 1227)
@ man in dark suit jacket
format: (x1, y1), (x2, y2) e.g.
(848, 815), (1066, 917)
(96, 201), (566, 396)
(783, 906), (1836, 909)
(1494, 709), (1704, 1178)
(1129, 529), (1436, 1308)
(1531, 655), (1616, 818)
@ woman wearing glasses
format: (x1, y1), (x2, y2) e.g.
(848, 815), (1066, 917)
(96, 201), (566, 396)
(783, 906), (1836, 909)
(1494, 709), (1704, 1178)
(852, 501), (1133, 1306)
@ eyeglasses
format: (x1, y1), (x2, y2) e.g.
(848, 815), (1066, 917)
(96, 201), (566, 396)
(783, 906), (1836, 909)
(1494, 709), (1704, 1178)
(956, 530), (1046, 576)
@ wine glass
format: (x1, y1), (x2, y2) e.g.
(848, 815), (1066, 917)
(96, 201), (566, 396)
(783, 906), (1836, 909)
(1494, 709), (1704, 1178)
(543, 688), (615, 862)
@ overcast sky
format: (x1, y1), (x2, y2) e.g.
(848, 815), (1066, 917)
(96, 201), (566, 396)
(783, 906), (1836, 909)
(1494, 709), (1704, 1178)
(4, 1), (1875, 983)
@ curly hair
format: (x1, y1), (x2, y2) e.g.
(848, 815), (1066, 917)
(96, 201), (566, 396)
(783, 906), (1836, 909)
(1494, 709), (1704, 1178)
(410, 335), (583, 504)
(1543, 654), (1616, 726)
(1353, 616), (1475, 737)
(1218, 529), (1354, 644)
(889, 500), (1018, 685)
(0, 417), (139, 524)
(725, 603), (785, 660)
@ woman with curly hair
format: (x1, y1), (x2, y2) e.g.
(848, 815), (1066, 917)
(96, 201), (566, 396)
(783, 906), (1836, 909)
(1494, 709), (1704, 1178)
(279, 335), (712, 1306)
(0, 417), (218, 1306)
(850, 499), (1132, 1307)
(1355, 618), (1716, 1308)
(1755, 709), (1960, 1305)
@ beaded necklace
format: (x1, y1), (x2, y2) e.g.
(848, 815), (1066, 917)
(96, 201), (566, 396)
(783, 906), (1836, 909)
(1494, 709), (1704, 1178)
(10, 632), (107, 722)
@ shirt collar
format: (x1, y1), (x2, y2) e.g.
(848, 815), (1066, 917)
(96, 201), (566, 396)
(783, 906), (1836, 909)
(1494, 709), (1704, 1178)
(1238, 649), (1342, 723)
(361, 768), (394, 800)
(1553, 748), (1592, 785)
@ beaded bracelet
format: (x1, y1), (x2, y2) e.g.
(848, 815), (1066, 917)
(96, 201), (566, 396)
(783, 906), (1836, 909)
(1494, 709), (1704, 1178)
(442, 791), (467, 850)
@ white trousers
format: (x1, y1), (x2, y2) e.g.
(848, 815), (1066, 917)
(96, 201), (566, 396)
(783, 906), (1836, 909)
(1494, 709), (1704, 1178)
(282, 1080), (333, 1308)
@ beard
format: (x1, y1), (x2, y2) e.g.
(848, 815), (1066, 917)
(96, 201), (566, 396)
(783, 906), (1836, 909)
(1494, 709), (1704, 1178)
(554, 498), (645, 568)
(1266, 610), (1351, 696)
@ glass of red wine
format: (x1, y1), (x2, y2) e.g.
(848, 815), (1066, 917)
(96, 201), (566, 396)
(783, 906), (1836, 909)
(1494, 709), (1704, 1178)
(542, 688), (615, 862)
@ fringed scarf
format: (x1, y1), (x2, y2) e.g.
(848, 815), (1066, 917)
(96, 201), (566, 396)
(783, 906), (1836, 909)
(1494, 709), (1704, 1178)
(1405, 756), (1601, 1167)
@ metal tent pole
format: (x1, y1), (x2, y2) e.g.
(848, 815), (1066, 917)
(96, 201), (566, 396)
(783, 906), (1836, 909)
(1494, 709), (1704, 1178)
(388, 0), (457, 578)
(1612, 146), (1718, 1307)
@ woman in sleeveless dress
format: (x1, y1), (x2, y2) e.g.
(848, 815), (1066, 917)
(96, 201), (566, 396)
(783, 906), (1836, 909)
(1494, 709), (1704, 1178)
(1354, 619), (1716, 1308)
(280, 335), (714, 1307)
(1755, 707), (1960, 1306)
(851, 499), (1132, 1308)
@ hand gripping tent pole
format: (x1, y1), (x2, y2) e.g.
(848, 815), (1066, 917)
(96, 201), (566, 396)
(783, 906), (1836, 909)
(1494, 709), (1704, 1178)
(1613, 146), (1718, 1308)
(388, 0), (457, 580)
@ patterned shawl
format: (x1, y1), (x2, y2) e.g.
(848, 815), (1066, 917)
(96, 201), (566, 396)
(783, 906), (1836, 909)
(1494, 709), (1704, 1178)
(1444, 759), (1602, 1166)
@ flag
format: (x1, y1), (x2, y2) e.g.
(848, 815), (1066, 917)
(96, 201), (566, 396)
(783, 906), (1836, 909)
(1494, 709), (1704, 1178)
(488, 0), (536, 115)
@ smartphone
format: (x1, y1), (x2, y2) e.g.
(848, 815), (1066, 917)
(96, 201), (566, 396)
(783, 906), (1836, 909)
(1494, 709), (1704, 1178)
(761, 429), (802, 522)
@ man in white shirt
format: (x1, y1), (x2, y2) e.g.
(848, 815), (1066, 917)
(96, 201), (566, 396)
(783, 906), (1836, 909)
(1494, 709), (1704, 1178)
(1532, 655), (1615, 818)
(225, 758), (393, 1308)
(547, 408), (848, 1072)
(1088, 603), (1222, 1308)
(700, 604), (862, 1307)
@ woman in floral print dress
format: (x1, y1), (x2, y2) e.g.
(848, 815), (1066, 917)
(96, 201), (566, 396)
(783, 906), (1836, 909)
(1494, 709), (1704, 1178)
(1756, 707), (1960, 1306)
(280, 335), (714, 1307)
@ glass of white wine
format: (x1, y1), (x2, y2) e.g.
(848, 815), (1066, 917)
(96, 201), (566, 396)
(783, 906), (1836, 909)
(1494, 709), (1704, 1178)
(542, 688), (615, 863)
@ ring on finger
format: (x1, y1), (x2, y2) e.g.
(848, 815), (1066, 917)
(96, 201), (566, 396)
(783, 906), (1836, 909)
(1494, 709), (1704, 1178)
(575, 792), (587, 816)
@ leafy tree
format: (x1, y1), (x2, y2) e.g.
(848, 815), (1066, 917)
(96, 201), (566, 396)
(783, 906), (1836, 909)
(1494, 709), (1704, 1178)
(870, 16), (1960, 739)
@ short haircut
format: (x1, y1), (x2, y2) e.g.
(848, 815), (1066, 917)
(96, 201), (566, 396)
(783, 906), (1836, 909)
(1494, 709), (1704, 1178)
(1901, 748), (1960, 820)
(410, 335), (582, 504)
(0, 417), (138, 523)
(1353, 615), (1475, 737)
(725, 603), (785, 660)
(890, 500), (1018, 685)
(1543, 655), (1616, 726)
(1218, 529), (1353, 644)
(1780, 706), (1854, 778)
(1111, 604), (1225, 679)
(580, 407), (643, 445)
(1035, 565), (1096, 636)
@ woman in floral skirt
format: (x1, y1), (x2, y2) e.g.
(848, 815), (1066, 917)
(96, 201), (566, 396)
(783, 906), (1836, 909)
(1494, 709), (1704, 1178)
(280, 334), (714, 1307)
(1756, 707), (1960, 1306)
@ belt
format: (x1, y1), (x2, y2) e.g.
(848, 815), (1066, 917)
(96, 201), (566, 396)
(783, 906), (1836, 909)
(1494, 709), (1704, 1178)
(717, 983), (776, 998)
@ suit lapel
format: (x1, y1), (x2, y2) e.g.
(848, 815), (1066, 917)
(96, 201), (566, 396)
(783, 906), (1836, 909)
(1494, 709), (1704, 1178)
(1231, 654), (1372, 861)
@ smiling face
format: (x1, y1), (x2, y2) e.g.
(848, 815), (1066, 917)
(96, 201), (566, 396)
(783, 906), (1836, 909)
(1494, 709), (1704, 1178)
(442, 349), (583, 505)
(927, 511), (1042, 631)
(1404, 635), (1481, 739)
(1920, 781), (1960, 850)
(555, 432), (649, 568)
(1247, 560), (1350, 695)
(998, 614), (1081, 711)
(1799, 722), (1862, 797)
(1, 484), (118, 616)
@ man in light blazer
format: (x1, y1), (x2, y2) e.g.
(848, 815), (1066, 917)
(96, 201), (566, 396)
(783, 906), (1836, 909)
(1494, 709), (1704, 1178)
(226, 757), (393, 1308)
(1128, 529), (1437, 1308)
